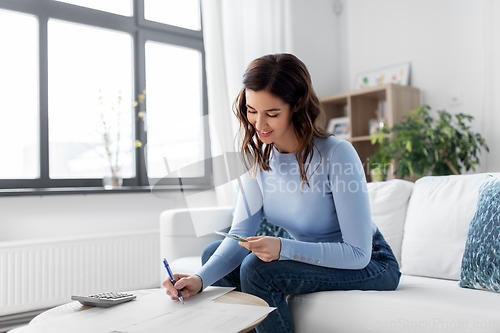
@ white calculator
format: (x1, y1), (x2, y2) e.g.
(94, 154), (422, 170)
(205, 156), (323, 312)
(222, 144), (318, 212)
(71, 292), (136, 308)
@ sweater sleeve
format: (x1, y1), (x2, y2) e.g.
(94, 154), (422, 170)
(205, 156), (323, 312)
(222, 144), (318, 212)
(196, 171), (263, 288)
(278, 141), (373, 269)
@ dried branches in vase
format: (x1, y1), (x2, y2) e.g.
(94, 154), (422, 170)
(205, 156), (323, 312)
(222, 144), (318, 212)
(98, 90), (145, 189)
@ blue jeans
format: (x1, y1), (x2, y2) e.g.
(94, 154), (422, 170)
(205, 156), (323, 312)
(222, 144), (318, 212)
(201, 229), (401, 333)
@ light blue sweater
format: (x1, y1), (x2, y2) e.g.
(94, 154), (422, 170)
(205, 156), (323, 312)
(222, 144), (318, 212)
(197, 136), (376, 288)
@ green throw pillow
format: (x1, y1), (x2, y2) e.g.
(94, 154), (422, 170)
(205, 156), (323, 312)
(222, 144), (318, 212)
(232, 185), (293, 239)
(256, 215), (294, 240)
(460, 178), (500, 292)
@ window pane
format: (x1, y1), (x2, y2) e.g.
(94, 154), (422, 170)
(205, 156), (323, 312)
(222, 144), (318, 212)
(144, 0), (201, 31)
(145, 42), (204, 178)
(48, 20), (134, 179)
(0, 10), (39, 179)
(54, 0), (132, 16)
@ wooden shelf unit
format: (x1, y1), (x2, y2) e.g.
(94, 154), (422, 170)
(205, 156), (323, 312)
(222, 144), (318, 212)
(320, 84), (420, 181)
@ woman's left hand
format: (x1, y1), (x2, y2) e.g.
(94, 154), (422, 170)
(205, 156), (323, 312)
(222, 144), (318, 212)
(239, 236), (281, 262)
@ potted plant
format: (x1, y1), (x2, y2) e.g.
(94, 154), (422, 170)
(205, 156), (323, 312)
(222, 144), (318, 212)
(368, 105), (489, 181)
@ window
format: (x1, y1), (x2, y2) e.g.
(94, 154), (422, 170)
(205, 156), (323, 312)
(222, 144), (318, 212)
(144, 0), (200, 31)
(0, 0), (210, 192)
(145, 42), (204, 178)
(55, 0), (133, 16)
(48, 20), (134, 179)
(0, 9), (39, 179)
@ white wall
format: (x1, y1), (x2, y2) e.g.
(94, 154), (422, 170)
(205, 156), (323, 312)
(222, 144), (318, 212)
(0, 190), (218, 242)
(289, 0), (496, 172)
(344, 0), (484, 120)
(341, 0), (494, 172)
(483, 0), (500, 173)
(287, 0), (341, 98)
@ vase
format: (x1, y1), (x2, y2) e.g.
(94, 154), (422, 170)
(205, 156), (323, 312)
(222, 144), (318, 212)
(102, 175), (123, 189)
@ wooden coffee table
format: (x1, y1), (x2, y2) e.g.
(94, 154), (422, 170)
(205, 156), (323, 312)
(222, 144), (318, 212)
(30, 289), (269, 333)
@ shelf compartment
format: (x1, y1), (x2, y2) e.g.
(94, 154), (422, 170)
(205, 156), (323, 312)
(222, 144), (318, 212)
(350, 94), (386, 138)
(351, 140), (378, 182)
(319, 96), (348, 128)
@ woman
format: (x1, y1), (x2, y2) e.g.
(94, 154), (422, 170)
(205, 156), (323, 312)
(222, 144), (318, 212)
(163, 53), (401, 333)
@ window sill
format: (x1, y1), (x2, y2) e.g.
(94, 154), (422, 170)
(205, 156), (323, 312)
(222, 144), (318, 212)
(0, 184), (212, 196)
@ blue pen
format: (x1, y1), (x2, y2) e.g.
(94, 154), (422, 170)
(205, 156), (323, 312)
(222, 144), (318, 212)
(163, 258), (184, 304)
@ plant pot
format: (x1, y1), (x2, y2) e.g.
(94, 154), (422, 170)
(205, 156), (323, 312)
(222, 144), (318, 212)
(102, 175), (123, 189)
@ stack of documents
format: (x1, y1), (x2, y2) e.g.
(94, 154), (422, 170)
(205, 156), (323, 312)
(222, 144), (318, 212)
(10, 287), (275, 333)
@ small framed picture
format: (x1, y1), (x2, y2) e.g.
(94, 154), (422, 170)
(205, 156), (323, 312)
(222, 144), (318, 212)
(354, 62), (411, 90)
(327, 117), (350, 139)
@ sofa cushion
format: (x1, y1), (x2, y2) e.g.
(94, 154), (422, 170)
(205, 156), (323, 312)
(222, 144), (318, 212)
(400, 173), (491, 280)
(367, 179), (414, 266)
(170, 256), (202, 276)
(288, 274), (500, 333)
(256, 216), (294, 239)
(460, 177), (500, 292)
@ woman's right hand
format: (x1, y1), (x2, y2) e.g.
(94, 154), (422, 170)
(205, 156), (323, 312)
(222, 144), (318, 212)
(162, 274), (203, 301)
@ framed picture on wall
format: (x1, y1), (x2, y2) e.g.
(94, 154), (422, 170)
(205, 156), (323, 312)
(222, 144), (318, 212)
(354, 62), (411, 90)
(327, 117), (350, 139)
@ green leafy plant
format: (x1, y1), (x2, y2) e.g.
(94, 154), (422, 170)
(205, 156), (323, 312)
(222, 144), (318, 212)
(369, 105), (489, 180)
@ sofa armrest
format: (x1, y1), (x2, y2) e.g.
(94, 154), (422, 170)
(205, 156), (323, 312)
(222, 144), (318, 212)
(159, 206), (233, 263)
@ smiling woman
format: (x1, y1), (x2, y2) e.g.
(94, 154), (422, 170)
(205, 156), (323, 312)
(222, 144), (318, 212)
(164, 54), (402, 333)
(234, 54), (330, 186)
(245, 89), (297, 154)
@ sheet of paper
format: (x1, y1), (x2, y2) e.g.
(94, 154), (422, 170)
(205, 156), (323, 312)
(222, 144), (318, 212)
(16, 287), (233, 333)
(121, 302), (275, 333)
(14, 287), (275, 333)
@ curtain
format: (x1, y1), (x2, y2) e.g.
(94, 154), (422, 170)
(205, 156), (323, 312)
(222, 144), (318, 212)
(483, 0), (500, 172)
(201, 0), (291, 206)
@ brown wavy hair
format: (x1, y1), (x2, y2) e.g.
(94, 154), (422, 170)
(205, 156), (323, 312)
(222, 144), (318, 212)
(234, 53), (331, 188)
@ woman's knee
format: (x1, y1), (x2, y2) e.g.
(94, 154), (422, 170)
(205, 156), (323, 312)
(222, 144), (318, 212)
(240, 254), (271, 291)
(388, 268), (402, 291)
(201, 240), (223, 265)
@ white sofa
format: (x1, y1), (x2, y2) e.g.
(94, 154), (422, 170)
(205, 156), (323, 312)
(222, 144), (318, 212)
(160, 173), (500, 333)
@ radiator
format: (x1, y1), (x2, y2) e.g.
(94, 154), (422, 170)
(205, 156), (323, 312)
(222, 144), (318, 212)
(0, 230), (160, 317)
